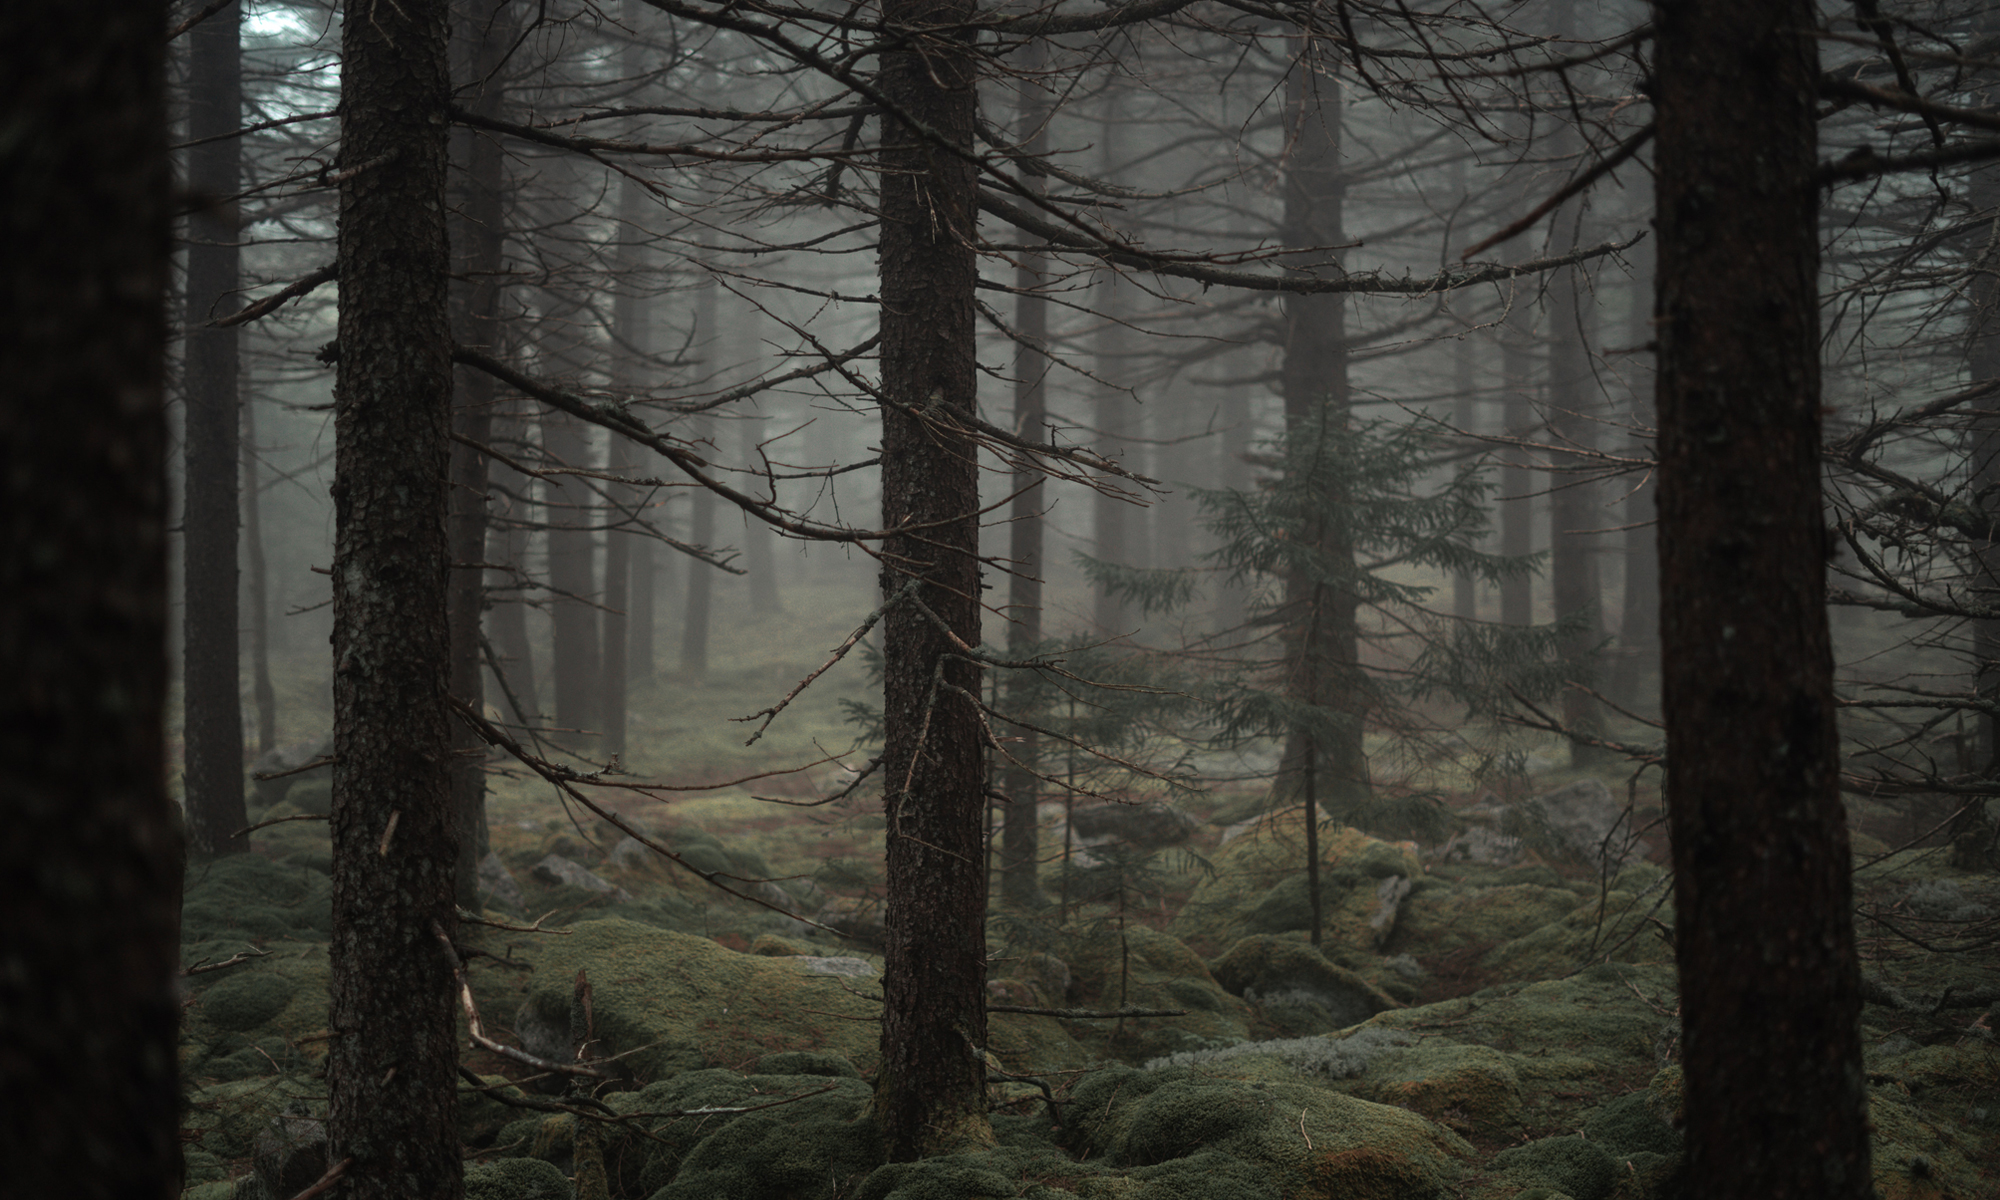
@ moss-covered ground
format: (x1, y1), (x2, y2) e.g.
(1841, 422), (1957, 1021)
(169, 582), (1999, 1199)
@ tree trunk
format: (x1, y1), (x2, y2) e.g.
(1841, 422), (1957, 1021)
(1545, 171), (1605, 764)
(629, 526), (655, 687)
(1000, 36), (1050, 911)
(1653, 2), (1871, 1195)
(326, 1), (464, 1196)
(743, 404), (784, 616)
(874, 0), (992, 1158)
(603, 77), (651, 760)
(1611, 244), (1659, 713)
(1091, 89), (1135, 636)
(0, 6), (181, 1193)
(243, 393), (278, 756)
(485, 413), (542, 724)
(182, 0), (248, 858)
(446, 0), (511, 905)
(542, 405), (602, 738)
(682, 276), (720, 677)
(1213, 383), (1253, 635)
(1276, 55), (1370, 822)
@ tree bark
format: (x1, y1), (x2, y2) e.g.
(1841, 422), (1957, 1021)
(874, 0), (992, 1158)
(1000, 37), (1051, 910)
(327, 1), (464, 1195)
(485, 413), (542, 723)
(1545, 179), (1605, 764)
(1652, 1), (1871, 1195)
(1091, 92), (1135, 637)
(182, 0), (248, 858)
(0, 5), (180, 1194)
(681, 275), (720, 677)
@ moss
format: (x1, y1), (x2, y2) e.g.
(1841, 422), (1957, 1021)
(182, 1078), (320, 1162)
(1210, 936), (1400, 1032)
(853, 1157), (1030, 1200)
(180, 856), (332, 944)
(1391, 882), (1584, 957)
(198, 972), (298, 1033)
(463, 1157), (574, 1200)
(1361, 1041), (1524, 1132)
(1582, 1092), (1680, 1157)
(1169, 819), (1421, 952)
(1491, 1135), (1620, 1200)
(654, 1112), (883, 1200)
(750, 1050), (862, 1079)
(484, 918), (885, 1082)
(183, 1148), (227, 1185)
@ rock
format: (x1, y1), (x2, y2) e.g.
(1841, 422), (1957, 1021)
(1505, 778), (1649, 869)
(1370, 875), (1413, 948)
(478, 850), (524, 913)
(529, 854), (632, 904)
(793, 956), (876, 977)
(252, 1104), (328, 1200)
(1069, 800), (1199, 849)
(607, 835), (656, 873)
(1211, 935), (1402, 1034)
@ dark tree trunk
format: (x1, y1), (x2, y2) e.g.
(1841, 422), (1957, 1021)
(1213, 383), (1253, 635)
(681, 276), (719, 677)
(1545, 190), (1605, 764)
(1000, 37), (1050, 911)
(485, 413), (541, 723)
(1451, 319), (1480, 623)
(1498, 316), (1538, 627)
(0, 6), (180, 1194)
(874, 0), (992, 1158)
(446, 0), (511, 905)
(1652, 2), (1871, 1195)
(542, 405), (602, 738)
(243, 394), (278, 756)
(326, 1), (464, 1196)
(1611, 245), (1659, 714)
(1276, 58), (1370, 829)
(681, 422), (717, 678)
(742, 406), (783, 616)
(628, 522), (655, 687)
(182, 0), (248, 858)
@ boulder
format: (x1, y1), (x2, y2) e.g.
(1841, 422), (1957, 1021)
(1069, 800), (1199, 850)
(528, 854), (632, 904)
(478, 850), (525, 913)
(252, 1103), (328, 1200)
(1210, 935), (1402, 1035)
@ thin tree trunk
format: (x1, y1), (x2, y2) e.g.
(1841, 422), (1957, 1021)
(446, 0), (511, 904)
(326, 1), (464, 1195)
(1544, 139), (1605, 764)
(485, 413), (541, 723)
(182, 0), (248, 858)
(1, 5), (181, 1193)
(1092, 90), (1134, 636)
(1653, 1), (1871, 1194)
(242, 393), (278, 756)
(1611, 242), (1659, 713)
(602, 69), (651, 759)
(743, 405), (783, 616)
(542, 404), (602, 738)
(681, 275), (720, 676)
(874, 0), (991, 1158)
(628, 528), (655, 686)
(1000, 36), (1050, 910)
(1276, 53), (1369, 825)
(1213, 383), (1253, 635)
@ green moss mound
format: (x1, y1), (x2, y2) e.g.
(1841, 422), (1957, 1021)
(181, 854), (332, 945)
(1581, 1092), (1680, 1157)
(483, 918), (884, 1082)
(465, 1156), (574, 1200)
(1491, 1135), (1619, 1200)
(199, 972), (299, 1033)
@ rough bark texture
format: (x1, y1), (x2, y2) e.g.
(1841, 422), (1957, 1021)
(1000, 40), (1051, 911)
(874, 0), (993, 1158)
(447, 0), (511, 905)
(1652, 1), (1872, 1195)
(183, 0), (249, 858)
(1276, 58), (1370, 818)
(327, 1), (465, 1196)
(0, 6), (181, 1194)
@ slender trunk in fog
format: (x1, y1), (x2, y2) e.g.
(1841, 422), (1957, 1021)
(182, 0), (247, 857)
(1000, 36), (1050, 910)
(446, 0), (512, 902)
(682, 275), (720, 676)
(242, 394), (277, 756)
(484, 413), (542, 723)
(542, 404), (602, 738)
(1092, 91), (1135, 636)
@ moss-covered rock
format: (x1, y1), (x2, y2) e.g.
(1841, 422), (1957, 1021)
(1476, 890), (1673, 983)
(1361, 1041), (1524, 1134)
(1065, 1065), (1469, 1200)
(482, 918), (885, 1082)
(181, 855), (333, 945)
(464, 1156), (574, 1200)
(1210, 936), (1401, 1035)
(1582, 1091), (1680, 1157)
(199, 972), (299, 1033)
(1171, 819), (1421, 955)
(1490, 1135), (1620, 1200)
(1052, 925), (1254, 1065)
(182, 1078), (321, 1162)
(1390, 882), (1585, 959)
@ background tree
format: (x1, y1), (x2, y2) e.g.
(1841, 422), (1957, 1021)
(0, 1), (181, 1194)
